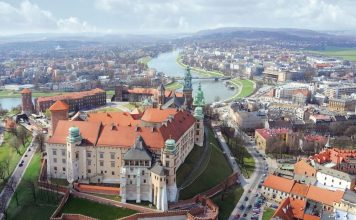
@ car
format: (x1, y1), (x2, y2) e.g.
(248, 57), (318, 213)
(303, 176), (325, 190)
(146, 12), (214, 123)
(243, 214), (247, 217)
(251, 217), (258, 220)
(21, 160), (24, 164)
(239, 205), (245, 210)
(254, 193), (259, 197)
(247, 205), (252, 209)
(25, 155), (28, 157)
(263, 157), (266, 160)
(258, 184), (262, 188)
(19, 163), (23, 167)
(248, 189), (252, 193)
(234, 214), (240, 219)
(244, 196), (248, 201)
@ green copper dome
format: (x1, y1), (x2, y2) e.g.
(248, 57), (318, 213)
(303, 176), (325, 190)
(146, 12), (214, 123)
(67, 127), (82, 143)
(164, 139), (176, 153)
(194, 106), (204, 120)
(193, 82), (205, 107)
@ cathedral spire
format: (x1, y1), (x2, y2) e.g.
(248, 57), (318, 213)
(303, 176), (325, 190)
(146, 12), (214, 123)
(193, 82), (205, 107)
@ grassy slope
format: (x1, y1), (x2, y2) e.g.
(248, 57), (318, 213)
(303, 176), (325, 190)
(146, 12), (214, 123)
(60, 196), (137, 220)
(7, 153), (62, 220)
(176, 55), (224, 77)
(262, 208), (275, 220)
(165, 81), (183, 90)
(179, 128), (232, 200)
(309, 47), (356, 61)
(225, 79), (255, 101)
(212, 186), (244, 220)
(0, 132), (31, 190)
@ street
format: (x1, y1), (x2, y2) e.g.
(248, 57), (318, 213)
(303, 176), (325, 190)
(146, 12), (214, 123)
(0, 124), (38, 219)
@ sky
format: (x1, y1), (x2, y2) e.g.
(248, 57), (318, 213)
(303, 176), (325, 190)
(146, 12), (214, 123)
(2, 0), (356, 35)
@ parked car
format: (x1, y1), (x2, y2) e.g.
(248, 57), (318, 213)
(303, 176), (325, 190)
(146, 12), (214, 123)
(244, 196), (248, 201)
(239, 205), (245, 210)
(247, 205), (252, 209)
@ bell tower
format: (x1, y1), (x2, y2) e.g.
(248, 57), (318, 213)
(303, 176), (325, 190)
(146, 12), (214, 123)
(21, 88), (34, 115)
(183, 66), (193, 109)
(162, 139), (178, 202)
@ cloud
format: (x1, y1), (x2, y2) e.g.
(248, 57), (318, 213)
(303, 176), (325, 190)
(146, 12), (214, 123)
(0, 0), (96, 34)
(94, 0), (356, 33)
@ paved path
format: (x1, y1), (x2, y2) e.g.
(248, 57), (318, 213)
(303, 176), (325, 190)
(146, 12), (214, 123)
(0, 125), (38, 219)
(215, 118), (268, 220)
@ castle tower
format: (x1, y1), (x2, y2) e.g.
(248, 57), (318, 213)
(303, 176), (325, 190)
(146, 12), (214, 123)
(162, 139), (178, 202)
(157, 83), (165, 106)
(66, 127), (82, 185)
(193, 83), (205, 147)
(150, 162), (168, 211)
(20, 88), (34, 115)
(114, 81), (123, 101)
(183, 66), (193, 109)
(49, 100), (69, 135)
(193, 82), (205, 108)
(194, 107), (204, 147)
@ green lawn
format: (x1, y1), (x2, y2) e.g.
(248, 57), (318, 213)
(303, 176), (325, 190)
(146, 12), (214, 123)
(6, 153), (62, 220)
(225, 135), (255, 178)
(176, 145), (208, 187)
(225, 79), (255, 101)
(0, 90), (67, 98)
(309, 48), (356, 61)
(179, 128), (233, 200)
(262, 208), (275, 220)
(176, 54), (224, 77)
(165, 81), (183, 90)
(89, 193), (121, 202)
(0, 132), (31, 191)
(212, 186), (244, 220)
(60, 196), (137, 220)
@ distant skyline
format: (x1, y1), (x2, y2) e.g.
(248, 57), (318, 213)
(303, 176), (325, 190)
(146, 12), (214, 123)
(2, 0), (356, 35)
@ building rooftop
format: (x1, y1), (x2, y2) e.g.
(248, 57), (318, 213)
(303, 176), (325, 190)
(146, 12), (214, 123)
(263, 174), (295, 193)
(306, 185), (344, 206)
(48, 100), (69, 111)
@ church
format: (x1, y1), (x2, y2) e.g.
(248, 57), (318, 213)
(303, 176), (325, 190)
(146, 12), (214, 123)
(45, 67), (206, 211)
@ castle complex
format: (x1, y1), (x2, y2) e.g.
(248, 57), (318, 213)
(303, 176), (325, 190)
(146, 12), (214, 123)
(45, 67), (206, 211)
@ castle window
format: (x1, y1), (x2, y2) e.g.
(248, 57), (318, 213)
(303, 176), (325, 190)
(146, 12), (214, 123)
(54, 166), (57, 171)
(61, 149), (66, 156)
(87, 151), (92, 157)
(143, 179), (146, 183)
(110, 152), (115, 160)
(75, 152), (79, 159)
(125, 161), (129, 166)
(62, 167), (66, 172)
(142, 170), (145, 175)
(166, 161), (169, 167)
(52, 150), (57, 156)
(53, 158), (57, 163)
(99, 152), (104, 159)
(100, 160), (104, 166)
(111, 161), (115, 167)
(112, 171), (115, 175)
(62, 159), (66, 164)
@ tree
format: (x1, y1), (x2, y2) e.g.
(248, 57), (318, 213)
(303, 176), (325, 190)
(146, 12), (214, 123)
(9, 136), (21, 155)
(214, 96), (221, 102)
(16, 126), (28, 148)
(44, 109), (51, 119)
(35, 133), (46, 152)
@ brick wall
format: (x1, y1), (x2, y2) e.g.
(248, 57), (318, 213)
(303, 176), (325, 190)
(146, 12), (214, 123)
(73, 183), (120, 195)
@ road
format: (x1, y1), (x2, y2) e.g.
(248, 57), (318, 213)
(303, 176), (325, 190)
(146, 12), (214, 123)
(213, 108), (269, 220)
(0, 124), (38, 219)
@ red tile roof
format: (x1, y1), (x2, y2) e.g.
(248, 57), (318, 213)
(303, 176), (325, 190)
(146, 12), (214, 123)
(37, 88), (105, 103)
(311, 148), (356, 165)
(255, 128), (290, 140)
(48, 108), (196, 150)
(141, 108), (178, 123)
(294, 160), (317, 177)
(306, 185), (344, 206)
(20, 88), (31, 94)
(263, 175), (295, 193)
(49, 100), (69, 111)
(272, 197), (317, 220)
(290, 183), (310, 197)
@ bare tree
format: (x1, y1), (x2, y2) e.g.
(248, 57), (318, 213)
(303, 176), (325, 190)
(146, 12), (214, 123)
(35, 133), (46, 152)
(9, 136), (21, 155)
(16, 126), (28, 148)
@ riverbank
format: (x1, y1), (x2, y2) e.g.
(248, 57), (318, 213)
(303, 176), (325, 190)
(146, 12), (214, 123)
(176, 54), (224, 77)
(165, 81), (182, 90)
(224, 79), (255, 102)
(0, 90), (68, 98)
(138, 56), (152, 66)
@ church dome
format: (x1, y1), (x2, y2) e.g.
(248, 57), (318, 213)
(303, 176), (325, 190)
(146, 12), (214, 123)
(165, 139), (176, 153)
(68, 127), (82, 143)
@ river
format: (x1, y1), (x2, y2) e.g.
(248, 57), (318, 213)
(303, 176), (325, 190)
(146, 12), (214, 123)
(0, 51), (235, 110)
(148, 50), (235, 103)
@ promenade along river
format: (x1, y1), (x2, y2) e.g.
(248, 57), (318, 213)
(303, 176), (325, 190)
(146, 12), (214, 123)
(148, 50), (235, 103)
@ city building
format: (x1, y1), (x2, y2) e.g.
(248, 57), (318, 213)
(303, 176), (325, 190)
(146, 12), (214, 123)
(35, 88), (106, 113)
(254, 128), (290, 153)
(328, 97), (356, 113)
